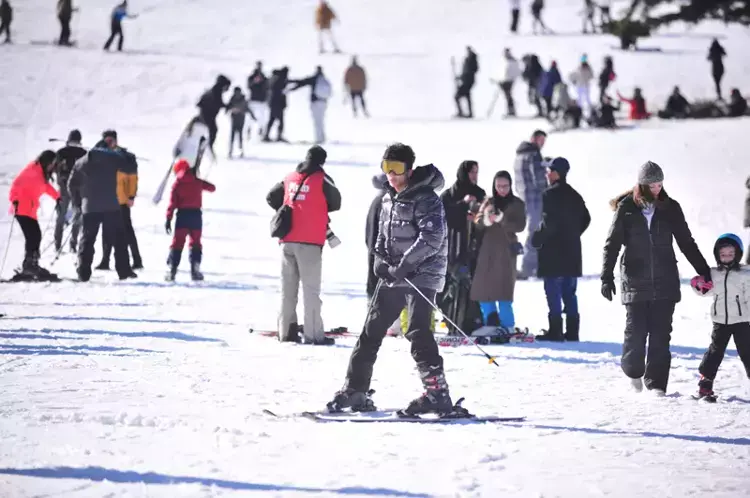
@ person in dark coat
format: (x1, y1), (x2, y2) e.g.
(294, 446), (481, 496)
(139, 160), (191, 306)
(522, 54), (544, 116)
(532, 158), (590, 341)
(438, 160), (486, 333)
(708, 38), (726, 100)
(657, 86), (691, 119)
(54, 129), (87, 252)
(263, 67), (291, 143)
(197, 74), (231, 152)
(103, 0), (137, 52)
(226, 86), (256, 157)
(454, 46), (479, 118)
(57, 0), (77, 46)
(328, 143), (451, 416)
(366, 172), (387, 299)
(598, 55), (615, 103)
(539, 62), (562, 116)
(729, 88), (748, 117)
(0, 0), (12, 44)
(601, 161), (712, 394)
(247, 61), (269, 138)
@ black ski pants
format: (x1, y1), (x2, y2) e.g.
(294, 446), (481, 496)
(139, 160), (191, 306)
(712, 64), (724, 100)
(79, 210), (130, 280)
(510, 8), (520, 33)
(350, 91), (368, 116)
(621, 300), (676, 391)
(58, 15), (71, 45)
(454, 84), (474, 117)
(345, 285), (444, 392)
(15, 216), (41, 254)
(101, 205), (141, 267)
(229, 116), (245, 153)
(104, 20), (123, 51)
(699, 322), (750, 380)
(265, 106), (285, 140)
(0, 17), (10, 42)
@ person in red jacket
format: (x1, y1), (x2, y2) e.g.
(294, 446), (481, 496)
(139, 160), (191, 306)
(266, 145), (342, 344)
(165, 159), (215, 281)
(617, 88), (651, 120)
(8, 150), (61, 280)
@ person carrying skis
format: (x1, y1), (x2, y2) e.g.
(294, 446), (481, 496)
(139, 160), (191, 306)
(690, 233), (750, 400)
(8, 151), (61, 281)
(0, 0), (12, 44)
(327, 143), (452, 416)
(103, 0), (137, 52)
(288, 66), (332, 144)
(173, 115), (212, 170)
(197, 74), (231, 152)
(226, 86), (256, 158)
(247, 61), (269, 139)
(165, 159), (215, 281)
(54, 129), (87, 253)
(495, 48), (521, 117)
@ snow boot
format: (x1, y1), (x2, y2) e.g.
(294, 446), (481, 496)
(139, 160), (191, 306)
(279, 322), (301, 343)
(565, 313), (580, 342)
(402, 367), (453, 416)
(190, 247), (203, 281)
(326, 388), (376, 413)
(165, 249), (181, 281)
(696, 376), (716, 401)
(536, 314), (564, 341)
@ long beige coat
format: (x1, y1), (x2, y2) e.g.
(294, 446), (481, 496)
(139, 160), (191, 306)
(470, 197), (527, 302)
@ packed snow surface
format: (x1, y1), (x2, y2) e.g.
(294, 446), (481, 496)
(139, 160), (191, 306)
(1, 0), (749, 496)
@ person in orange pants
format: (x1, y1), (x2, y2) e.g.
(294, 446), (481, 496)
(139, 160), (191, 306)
(165, 159), (215, 281)
(8, 151), (60, 280)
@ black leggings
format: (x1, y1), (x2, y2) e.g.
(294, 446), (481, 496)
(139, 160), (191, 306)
(15, 216), (41, 254)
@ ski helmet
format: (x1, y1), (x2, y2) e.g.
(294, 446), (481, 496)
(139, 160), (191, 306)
(713, 233), (743, 266)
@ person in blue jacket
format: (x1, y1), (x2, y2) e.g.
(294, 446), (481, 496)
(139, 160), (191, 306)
(104, 0), (137, 52)
(538, 61), (561, 117)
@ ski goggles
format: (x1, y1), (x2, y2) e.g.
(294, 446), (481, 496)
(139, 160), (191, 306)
(381, 160), (408, 175)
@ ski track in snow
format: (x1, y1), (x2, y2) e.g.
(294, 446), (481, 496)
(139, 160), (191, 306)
(2, 0), (750, 497)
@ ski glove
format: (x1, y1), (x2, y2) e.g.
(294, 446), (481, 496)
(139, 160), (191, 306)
(601, 279), (616, 301)
(165, 218), (172, 235)
(691, 275), (713, 294)
(374, 262), (395, 283)
(387, 264), (412, 283)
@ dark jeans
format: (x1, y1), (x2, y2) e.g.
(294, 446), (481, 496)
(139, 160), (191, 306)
(543, 276), (578, 317)
(622, 300), (676, 391)
(501, 81), (515, 115)
(101, 204), (141, 267)
(0, 18), (10, 42)
(229, 118), (245, 153)
(350, 91), (368, 116)
(15, 216), (41, 254)
(699, 322), (750, 380)
(345, 285), (444, 392)
(510, 8), (519, 32)
(79, 210), (130, 280)
(58, 15), (71, 45)
(104, 21), (123, 51)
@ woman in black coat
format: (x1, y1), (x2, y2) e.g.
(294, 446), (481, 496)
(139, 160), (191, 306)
(601, 161), (711, 394)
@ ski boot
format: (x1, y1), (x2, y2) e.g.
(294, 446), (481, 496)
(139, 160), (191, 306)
(190, 247), (203, 281)
(695, 376), (717, 402)
(191, 262), (204, 281)
(326, 388), (376, 413)
(399, 367), (453, 417)
(564, 314), (580, 342)
(165, 249), (181, 282)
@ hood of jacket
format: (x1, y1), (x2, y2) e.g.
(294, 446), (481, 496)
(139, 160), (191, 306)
(388, 163), (444, 199)
(516, 141), (539, 155)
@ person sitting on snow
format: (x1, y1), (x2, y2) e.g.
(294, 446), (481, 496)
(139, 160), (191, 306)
(658, 86), (691, 119)
(617, 87), (650, 120)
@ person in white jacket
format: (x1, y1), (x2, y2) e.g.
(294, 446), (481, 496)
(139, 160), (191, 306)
(691, 233), (750, 400)
(496, 48), (522, 116)
(568, 54), (594, 114)
(173, 115), (213, 170)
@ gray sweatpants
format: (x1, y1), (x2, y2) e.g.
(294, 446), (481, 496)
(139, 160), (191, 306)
(278, 242), (324, 342)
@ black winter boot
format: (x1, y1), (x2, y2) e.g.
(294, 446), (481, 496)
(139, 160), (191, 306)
(190, 247), (204, 281)
(327, 388), (376, 412)
(536, 314), (564, 341)
(403, 367), (453, 415)
(565, 314), (580, 342)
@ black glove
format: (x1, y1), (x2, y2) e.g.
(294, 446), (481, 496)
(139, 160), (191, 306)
(387, 264), (411, 284)
(374, 262), (394, 283)
(601, 279), (616, 301)
(165, 218), (172, 235)
(12, 200), (19, 214)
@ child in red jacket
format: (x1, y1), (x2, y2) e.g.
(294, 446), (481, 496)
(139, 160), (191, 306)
(165, 159), (215, 281)
(8, 150), (60, 281)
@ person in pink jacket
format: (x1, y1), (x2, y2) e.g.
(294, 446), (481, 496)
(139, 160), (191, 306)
(8, 150), (61, 280)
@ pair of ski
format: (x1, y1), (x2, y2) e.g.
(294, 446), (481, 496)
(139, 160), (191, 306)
(263, 398), (525, 425)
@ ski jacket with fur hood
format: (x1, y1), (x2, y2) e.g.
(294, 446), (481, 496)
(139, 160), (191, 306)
(375, 164), (448, 291)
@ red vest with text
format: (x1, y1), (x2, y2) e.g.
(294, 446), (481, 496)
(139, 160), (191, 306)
(282, 170), (328, 246)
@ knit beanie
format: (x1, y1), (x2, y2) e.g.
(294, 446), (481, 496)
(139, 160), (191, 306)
(638, 161), (664, 185)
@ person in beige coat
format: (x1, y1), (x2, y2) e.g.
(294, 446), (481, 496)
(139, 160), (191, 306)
(344, 56), (368, 117)
(470, 170), (527, 329)
(315, 1), (340, 53)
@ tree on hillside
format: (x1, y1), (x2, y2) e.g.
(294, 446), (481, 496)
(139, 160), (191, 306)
(606, 0), (750, 49)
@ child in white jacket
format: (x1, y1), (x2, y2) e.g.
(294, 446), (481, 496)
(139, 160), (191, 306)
(691, 233), (750, 400)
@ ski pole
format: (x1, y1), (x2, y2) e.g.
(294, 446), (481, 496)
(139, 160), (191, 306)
(47, 138), (150, 162)
(403, 277), (500, 367)
(0, 217), (16, 279)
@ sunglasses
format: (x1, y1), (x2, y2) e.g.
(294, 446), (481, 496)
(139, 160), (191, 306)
(381, 160), (408, 176)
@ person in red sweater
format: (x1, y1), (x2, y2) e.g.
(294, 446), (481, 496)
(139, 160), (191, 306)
(8, 150), (61, 280)
(165, 159), (215, 281)
(617, 88), (651, 120)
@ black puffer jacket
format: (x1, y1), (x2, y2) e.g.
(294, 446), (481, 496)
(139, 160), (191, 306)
(440, 161), (486, 267)
(375, 164), (448, 291)
(602, 190), (710, 304)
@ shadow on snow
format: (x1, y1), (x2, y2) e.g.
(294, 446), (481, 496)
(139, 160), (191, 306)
(0, 344), (162, 357)
(13, 316), (227, 326)
(0, 466), (432, 497)
(1, 328), (224, 344)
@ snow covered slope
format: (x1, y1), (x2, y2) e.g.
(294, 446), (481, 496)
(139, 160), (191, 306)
(1, 0), (750, 496)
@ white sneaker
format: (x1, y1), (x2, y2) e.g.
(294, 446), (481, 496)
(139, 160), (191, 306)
(629, 378), (643, 393)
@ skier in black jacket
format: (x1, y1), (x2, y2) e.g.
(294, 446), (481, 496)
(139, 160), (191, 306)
(454, 46), (479, 118)
(54, 129), (87, 252)
(328, 143), (452, 416)
(366, 173), (387, 299)
(197, 74), (231, 152)
(601, 161), (711, 394)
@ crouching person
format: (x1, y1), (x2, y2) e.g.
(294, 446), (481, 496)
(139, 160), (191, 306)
(165, 159), (215, 281)
(691, 233), (750, 400)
